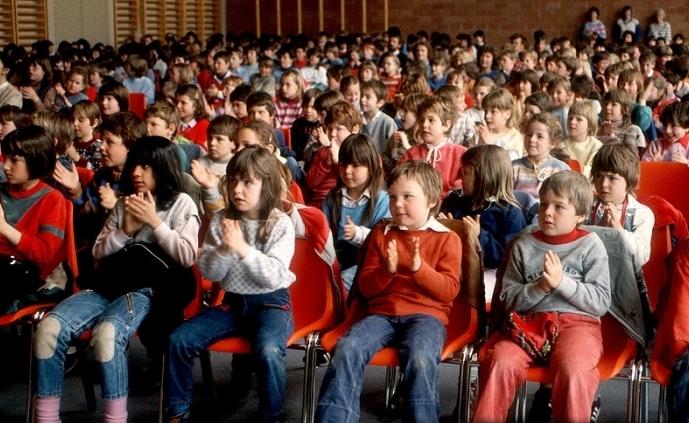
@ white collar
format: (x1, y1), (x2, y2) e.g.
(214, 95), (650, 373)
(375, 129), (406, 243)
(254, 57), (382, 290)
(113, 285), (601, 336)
(384, 216), (450, 234)
(340, 187), (371, 201)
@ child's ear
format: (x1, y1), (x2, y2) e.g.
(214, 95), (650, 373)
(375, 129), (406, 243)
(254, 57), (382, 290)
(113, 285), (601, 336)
(266, 144), (276, 154)
(576, 214), (587, 225)
(352, 124), (360, 134)
(376, 98), (385, 108)
(92, 118), (100, 128)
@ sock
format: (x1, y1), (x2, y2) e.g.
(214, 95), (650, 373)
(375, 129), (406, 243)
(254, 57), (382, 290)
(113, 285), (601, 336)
(103, 397), (128, 423)
(35, 396), (60, 423)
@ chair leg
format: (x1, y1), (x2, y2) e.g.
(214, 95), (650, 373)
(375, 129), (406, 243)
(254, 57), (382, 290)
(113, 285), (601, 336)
(626, 359), (640, 423)
(384, 366), (399, 411)
(658, 385), (667, 423)
(25, 317), (38, 423)
(301, 332), (319, 423)
(199, 350), (216, 403)
(513, 382), (527, 423)
(158, 354), (166, 423)
(456, 345), (475, 423)
(639, 362), (649, 423)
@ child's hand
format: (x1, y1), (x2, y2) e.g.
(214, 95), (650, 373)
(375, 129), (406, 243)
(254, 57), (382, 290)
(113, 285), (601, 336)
(462, 215), (481, 240)
(220, 218), (249, 258)
(65, 144), (80, 162)
(386, 239), (398, 274)
(397, 131), (411, 150)
(54, 83), (66, 97)
(206, 85), (220, 99)
(329, 141), (340, 164)
(652, 148), (663, 162)
(541, 251), (563, 291)
(601, 203), (623, 230)
(601, 120), (615, 136)
(125, 192), (162, 229)
(122, 197), (143, 236)
(672, 151), (688, 164)
(409, 236), (421, 272)
(98, 183), (118, 210)
(342, 216), (357, 241)
(436, 211), (452, 220)
(190, 160), (219, 188)
(20, 86), (40, 102)
(476, 122), (490, 144)
(53, 161), (81, 195)
(315, 126), (330, 147)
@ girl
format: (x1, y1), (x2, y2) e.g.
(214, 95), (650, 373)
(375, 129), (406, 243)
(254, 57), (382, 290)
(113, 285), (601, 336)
(1, 125), (69, 314)
(358, 60), (379, 83)
(477, 88), (525, 160)
(563, 100), (603, 177)
(383, 93), (424, 176)
(290, 87), (321, 163)
(598, 89), (646, 154)
(19, 55), (53, 114)
(323, 134), (390, 290)
(275, 69), (304, 129)
(33, 136), (199, 423)
(513, 69), (540, 126)
(176, 84), (210, 147)
(464, 76), (496, 125)
(617, 69), (657, 142)
(440, 145), (526, 300)
(522, 92), (551, 123)
(379, 52), (402, 103)
(0, 105), (30, 141)
(44, 67), (89, 112)
(512, 113), (570, 201)
(166, 146), (295, 423)
(98, 81), (130, 117)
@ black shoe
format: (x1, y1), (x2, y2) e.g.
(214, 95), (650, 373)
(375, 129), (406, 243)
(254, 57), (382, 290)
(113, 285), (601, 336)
(590, 396), (602, 423)
(527, 387), (553, 423)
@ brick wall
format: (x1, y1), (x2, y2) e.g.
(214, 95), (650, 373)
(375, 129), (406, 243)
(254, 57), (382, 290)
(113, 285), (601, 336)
(226, 0), (689, 46)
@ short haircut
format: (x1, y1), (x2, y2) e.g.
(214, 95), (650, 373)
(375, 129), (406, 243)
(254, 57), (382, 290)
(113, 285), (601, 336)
(524, 91), (552, 114)
(144, 101), (180, 130)
(339, 75), (360, 93)
(570, 75), (594, 99)
(126, 55), (148, 78)
(557, 56), (578, 75)
(539, 170), (593, 216)
(360, 80), (387, 103)
(547, 76), (572, 93)
(525, 112), (563, 144)
(314, 90), (345, 114)
(238, 120), (277, 149)
(0, 105), (30, 127)
(602, 89), (633, 125)
(388, 160), (443, 215)
(246, 91), (276, 116)
(400, 93), (428, 114)
(229, 84), (252, 103)
(517, 69), (540, 93)
(591, 143), (640, 192)
(660, 101), (689, 128)
(568, 100), (599, 136)
(71, 100), (101, 123)
(324, 101), (362, 131)
(31, 110), (74, 156)
(100, 112), (147, 149)
(1, 125), (56, 179)
(175, 84), (209, 120)
(418, 96), (456, 127)
(98, 81), (129, 112)
(208, 114), (240, 139)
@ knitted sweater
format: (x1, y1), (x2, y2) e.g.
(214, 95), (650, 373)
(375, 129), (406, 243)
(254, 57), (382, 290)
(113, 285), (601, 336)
(562, 136), (603, 177)
(486, 127), (524, 160)
(399, 142), (467, 197)
(357, 219), (461, 325)
(180, 118), (210, 147)
(305, 147), (338, 208)
(641, 135), (689, 163)
(512, 155), (570, 200)
(362, 111), (398, 153)
(499, 229), (611, 319)
(275, 97), (303, 129)
(199, 209), (296, 294)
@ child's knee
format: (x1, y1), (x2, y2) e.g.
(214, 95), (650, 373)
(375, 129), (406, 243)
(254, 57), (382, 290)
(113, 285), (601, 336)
(255, 340), (284, 362)
(34, 317), (62, 359)
(91, 322), (117, 363)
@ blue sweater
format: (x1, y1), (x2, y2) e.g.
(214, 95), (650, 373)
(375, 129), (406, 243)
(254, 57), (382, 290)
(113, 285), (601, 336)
(441, 192), (526, 269)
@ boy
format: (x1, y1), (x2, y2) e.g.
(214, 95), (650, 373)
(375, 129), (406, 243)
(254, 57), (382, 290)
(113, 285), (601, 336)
(436, 85), (476, 146)
(144, 102), (192, 173)
(591, 142), (654, 265)
(316, 160), (461, 422)
(428, 53), (449, 92)
(547, 76), (575, 138)
(399, 96), (466, 197)
(250, 57), (276, 97)
(474, 170), (611, 423)
(360, 80), (397, 153)
(228, 83), (251, 122)
(71, 100), (102, 170)
(194, 114), (239, 177)
(644, 101), (689, 163)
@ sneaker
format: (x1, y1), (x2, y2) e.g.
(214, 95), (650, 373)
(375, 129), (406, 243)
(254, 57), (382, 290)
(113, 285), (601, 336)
(527, 386), (552, 423)
(590, 396), (602, 423)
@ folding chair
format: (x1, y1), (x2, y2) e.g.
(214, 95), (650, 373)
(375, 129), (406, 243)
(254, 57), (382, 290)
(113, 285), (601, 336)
(128, 92), (147, 119)
(638, 162), (689, 221)
(565, 158), (582, 173)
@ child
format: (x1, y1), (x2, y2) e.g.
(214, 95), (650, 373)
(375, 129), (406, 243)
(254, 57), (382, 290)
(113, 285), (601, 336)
(71, 100), (102, 170)
(598, 89), (646, 154)
(316, 160), (461, 422)
(617, 69), (657, 142)
(563, 100), (603, 177)
(175, 84), (210, 148)
(306, 101), (361, 208)
(227, 83), (251, 122)
(0, 105), (30, 141)
(399, 96), (467, 197)
(512, 113), (570, 200)
(358, 60), (379, 83)
(590, 143), (654, 265)
(194, 114), (239, 177)
(275, 69), (304, 129)
(322, 134), (390, 290)
(44, 67), (89, 112)
(547, 76), (575, 139)
(0, 125), (70, 313)
(379, 52), (402, 103)
(340, 75), (361, 112)
(436, 84), (476, 146)
(383, 93), (424, 176)
(246, 91), (289, 153)
(523, 91), (551, 122)
(123, 55), (155, 105)
(34, 137), (199, 423)
(166, 146), (295, 423)
(643, 101), (689, 163)
(465, 77), (496, 124)
(251, 57), (277, 97)
(143, 101), (193, 173)
(0, 52), (22, 108)
(98, 81), (130, 117)
(300, 48), (328, 91)
(290, 88), (321, 163)
(477, 88), (524, 160)
(440, 145), (526, 298)
(473, 170), (611, 423)
(359, 80), (397, 153)
(428, 53), (449, 91)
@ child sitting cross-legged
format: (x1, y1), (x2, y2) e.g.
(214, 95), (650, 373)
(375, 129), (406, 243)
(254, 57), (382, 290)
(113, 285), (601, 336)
(316, 160), (461, 422)
(473, 170), (611, 423)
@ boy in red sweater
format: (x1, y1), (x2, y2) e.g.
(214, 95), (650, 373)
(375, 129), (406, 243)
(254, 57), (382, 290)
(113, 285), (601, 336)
(316, 161), (461, 422)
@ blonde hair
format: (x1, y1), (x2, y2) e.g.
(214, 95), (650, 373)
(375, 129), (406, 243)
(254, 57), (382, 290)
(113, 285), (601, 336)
(418, 96), (456, 128)
(278, 69), (305, 101)
(568, 100), (598, 136)
(461, 144), (519, 209)
(481, 88), (516, 128)
(539, 171), (593, 216)
(388, 160), (443, 215)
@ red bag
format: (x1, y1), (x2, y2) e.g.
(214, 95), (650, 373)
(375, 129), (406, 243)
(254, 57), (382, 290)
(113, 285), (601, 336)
(504, 311), (560, 362)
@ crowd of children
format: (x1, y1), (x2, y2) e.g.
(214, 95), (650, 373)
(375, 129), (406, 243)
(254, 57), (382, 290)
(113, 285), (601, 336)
(2, 4), (689, 421)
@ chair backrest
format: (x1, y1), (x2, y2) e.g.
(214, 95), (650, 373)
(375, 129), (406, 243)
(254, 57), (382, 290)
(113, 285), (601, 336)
(128, 92), (146, 119)
(638, 162), (689, 221)
(565, 158), (582, 173)
(183, 266), (205, 319)
(280, 127), (292, 149)
(643, 225), (672, 311)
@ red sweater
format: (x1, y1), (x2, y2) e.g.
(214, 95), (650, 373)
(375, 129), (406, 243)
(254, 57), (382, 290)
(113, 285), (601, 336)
(399, 143), (467, 197)
(180, 118), (210, 147)
(358, 223), (461, 325)
(305, 147), (337, 208)
(0, 181), (68, 278)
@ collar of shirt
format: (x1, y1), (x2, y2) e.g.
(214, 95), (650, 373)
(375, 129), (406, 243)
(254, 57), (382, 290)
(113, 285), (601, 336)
(361, 110), (381, 125)
(384, 216), (450, 234)
(180, 119), (197, 131)
(340, 187), (371, 208)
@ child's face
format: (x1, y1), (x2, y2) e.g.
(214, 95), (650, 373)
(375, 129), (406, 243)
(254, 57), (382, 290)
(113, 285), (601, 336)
(214, 58), (230, 75)
(595, 59), (610, 75)
(619, 79), (638, 100)
(359, 88), (381, 115)
(100, 130), (128, 170)
(303, 101), (318, 121)
(642, 61), (655, 76)
(545, 60), (558, 74)
(593, 171), (628, 206)
(131, 164), (156, 194)
(246, 50), (257, 64)
(419, 111), (451, 145)
(474, 86), (491, 108)
(568, 114), (589, 140)
(279, 75), (300, 100)
(0, 120), (17, 140)
(388, 175), (436, 230)
(538, 189), (586, 236)
(2, 154), (31, 187)
(339, 162), (370, 195)
(604, 101), (624, 122)
(517, 80), (533, 97)
(606, 74), (619, 90)
(235, 128), (262, 151)
(228, 53), (242, 70)
(279, 53), (293, 69)
(176, 95), (195, 121)
(295, 48), (306, 61)
(65, 74), (85, 96)
(207, 134), (234, 161)
(259, 64), (273, 77)
(146, 116), (175, 139)
(88, 71), (102, 87)
(232, 100), (248, 119)
(479, 53), (493, 70)
(452, 92), (467, 113)
(73, 112), (97, 141)
(665, 122), (689, 143)
(360, 67), (375, 82)
(550, 87), (572, 108)
(400, 109), (417, 130)
(525, 121), (554, 161)
(499, 55), (515, 72)
(524, 55), (537, 70)
(484, 107), (511, 131)
(523, 104), (542, 121)
(555, 61), (570, 77)
(248, 105), (273, 124)
(100, 95), (121, 117)
(460, 164), (475, 196)
(342, 83), (360, 106)
(416, 45), (429, 61)
(382, 57), (399, 76)
(228, 172), (263, 219)
(327, 123), (355, 145)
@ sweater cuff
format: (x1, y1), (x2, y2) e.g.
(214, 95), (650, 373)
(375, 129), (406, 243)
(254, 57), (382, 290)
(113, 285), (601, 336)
(351, 225), (369, 246)
(555, 274), (578, 299)
(152, 222), (173, 242)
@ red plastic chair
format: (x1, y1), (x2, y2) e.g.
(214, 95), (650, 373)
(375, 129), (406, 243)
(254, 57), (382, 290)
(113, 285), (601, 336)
(637, 162), (689, 222)
(280, 127), (292, 150)
(565, 158), (582, 173)
(128, 92), (147, 119)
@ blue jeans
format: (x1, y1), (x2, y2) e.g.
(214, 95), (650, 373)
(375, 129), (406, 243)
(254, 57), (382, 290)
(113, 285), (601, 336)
(316, 313), (446, 423)
(670, 349), (689, 422)
(166, 288), (293, 420)
(34, 288), (152, 399)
